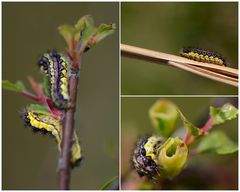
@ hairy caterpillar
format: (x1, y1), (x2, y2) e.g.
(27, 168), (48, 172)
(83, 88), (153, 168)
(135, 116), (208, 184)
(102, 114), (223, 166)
(38, 51), (71, 109)
(179, 47), (227, 66)
(132, 135), (164, 180)
(21, 108), (82, 166)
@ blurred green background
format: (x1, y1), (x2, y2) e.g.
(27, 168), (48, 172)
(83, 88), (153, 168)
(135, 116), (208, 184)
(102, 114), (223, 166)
(121, 2), (238, 95)
(2, 2), (119, 190)
(121, 97), (238, 189)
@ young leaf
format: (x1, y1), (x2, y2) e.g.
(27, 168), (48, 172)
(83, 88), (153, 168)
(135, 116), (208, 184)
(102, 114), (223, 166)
(58, 24), (76, 46)
(28, 104), (50, 114)
(93, 23), (116, 44)
(196, 131), (238, 155)
(100, 176), (118, 190)
(178, 110), (202, 136)
(210, 103), (238, 125)
(149, 99), (178, 138)
(2, 80), (26, 92)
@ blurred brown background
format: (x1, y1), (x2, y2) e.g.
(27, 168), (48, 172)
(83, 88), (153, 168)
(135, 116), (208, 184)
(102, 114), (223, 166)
(121, 97), (238, 189)
(2, 2), (119, 189)
(121, 2), (238, 95)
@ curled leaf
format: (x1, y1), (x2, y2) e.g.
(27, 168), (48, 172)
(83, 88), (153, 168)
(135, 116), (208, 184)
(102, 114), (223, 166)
(210, 103), (238, 125)
(132, 135), (188, 180)
(196, 130), (238, 155)
(149, 99), (178, 137)
(157, 137), (188, 179)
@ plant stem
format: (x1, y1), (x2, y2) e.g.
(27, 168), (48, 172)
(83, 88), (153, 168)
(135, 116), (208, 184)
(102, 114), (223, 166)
(185, 117), (214, 145)
(58, 69), (79, 189)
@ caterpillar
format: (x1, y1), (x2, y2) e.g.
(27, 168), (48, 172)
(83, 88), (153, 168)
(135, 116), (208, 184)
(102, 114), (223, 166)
(21, 108), (82, 166)
(132, 135), (164, 180)
(38, 51), (71, 109)
(179, 47), (227, 66)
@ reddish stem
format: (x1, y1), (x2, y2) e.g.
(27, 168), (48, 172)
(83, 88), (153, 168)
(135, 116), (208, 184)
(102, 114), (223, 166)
(184, 117), (215, 145)
(21, 91), (46, 102)
(27, 76), (45, 96)
(201, 117), (214, 134)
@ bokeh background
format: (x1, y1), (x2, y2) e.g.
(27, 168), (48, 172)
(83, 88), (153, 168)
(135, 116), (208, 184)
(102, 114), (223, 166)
(121, 97), (238, 189)
(2, 2), (119, 189)
(121, 2), (238, 95)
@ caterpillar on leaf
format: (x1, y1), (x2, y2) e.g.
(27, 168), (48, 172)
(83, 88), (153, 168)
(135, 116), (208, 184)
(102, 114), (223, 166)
(21, 106), (82, 167)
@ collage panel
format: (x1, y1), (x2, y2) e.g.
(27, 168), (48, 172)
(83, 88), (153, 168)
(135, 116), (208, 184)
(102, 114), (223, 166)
(2, 2), (119, 190)
(121, 2), (238, 95)
(1, 1), (239, 191)
(121, 97), (238, 190)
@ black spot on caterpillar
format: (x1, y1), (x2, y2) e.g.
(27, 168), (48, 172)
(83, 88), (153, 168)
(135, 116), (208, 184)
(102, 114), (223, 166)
(38, 51), (71, 109)
(21, 108), (82, 167)
(179, 47), (227, 66)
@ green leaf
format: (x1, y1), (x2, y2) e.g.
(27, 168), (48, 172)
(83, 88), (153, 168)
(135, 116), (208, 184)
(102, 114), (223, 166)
(210, 103), (238, 125)
(75, 15), (92, 32)
(178, 110), (201, 136)
(58, 24), (76, 46)
(2, 80), (26, 92)
(28, 104), (50, 114)
(149, 99), (178, 137)
(75, 15), (94, 43)
(196, 131), (238, 155)
(93, 23), (116, 44)
(100, 176), (118, 190)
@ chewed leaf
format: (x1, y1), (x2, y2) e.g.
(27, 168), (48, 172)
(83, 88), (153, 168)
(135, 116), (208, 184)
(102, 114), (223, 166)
(196, 131), (238, 155)
(100, 176), (118, 190)
(22, 108), (82, 166)
(149, 99), (178, 137)
(210, 103), (238, 125)
(178, 110), (201, 136)
(3, 80), (26, 92)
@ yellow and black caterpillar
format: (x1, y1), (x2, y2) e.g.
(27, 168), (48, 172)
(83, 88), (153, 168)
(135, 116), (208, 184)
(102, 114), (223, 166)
(38, 51), (71, 109)
(180, 47), (227, 66)
(21, 108), (82, 167)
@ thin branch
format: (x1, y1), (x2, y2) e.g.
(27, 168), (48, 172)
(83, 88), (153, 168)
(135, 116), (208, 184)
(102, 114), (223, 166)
(58, 36), (81, 189)
(58, 70), (79, 189)
(121, 44), (238, 87)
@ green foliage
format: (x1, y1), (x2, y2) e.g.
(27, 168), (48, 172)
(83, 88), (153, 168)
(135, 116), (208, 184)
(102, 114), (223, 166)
(100, 176), (118, 190)
(210, 103), (238, 125)
(149, 99), (178, 137)
(58, 15), (116, 54)
(196, 131), (238, 155)
(2, 80), (26, 92)
(178, 109), (201, 136)
(28, 104), (50, 114)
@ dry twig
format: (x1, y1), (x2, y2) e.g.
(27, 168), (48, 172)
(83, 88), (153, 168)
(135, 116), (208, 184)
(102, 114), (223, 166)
(121, 44), (238, 87)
